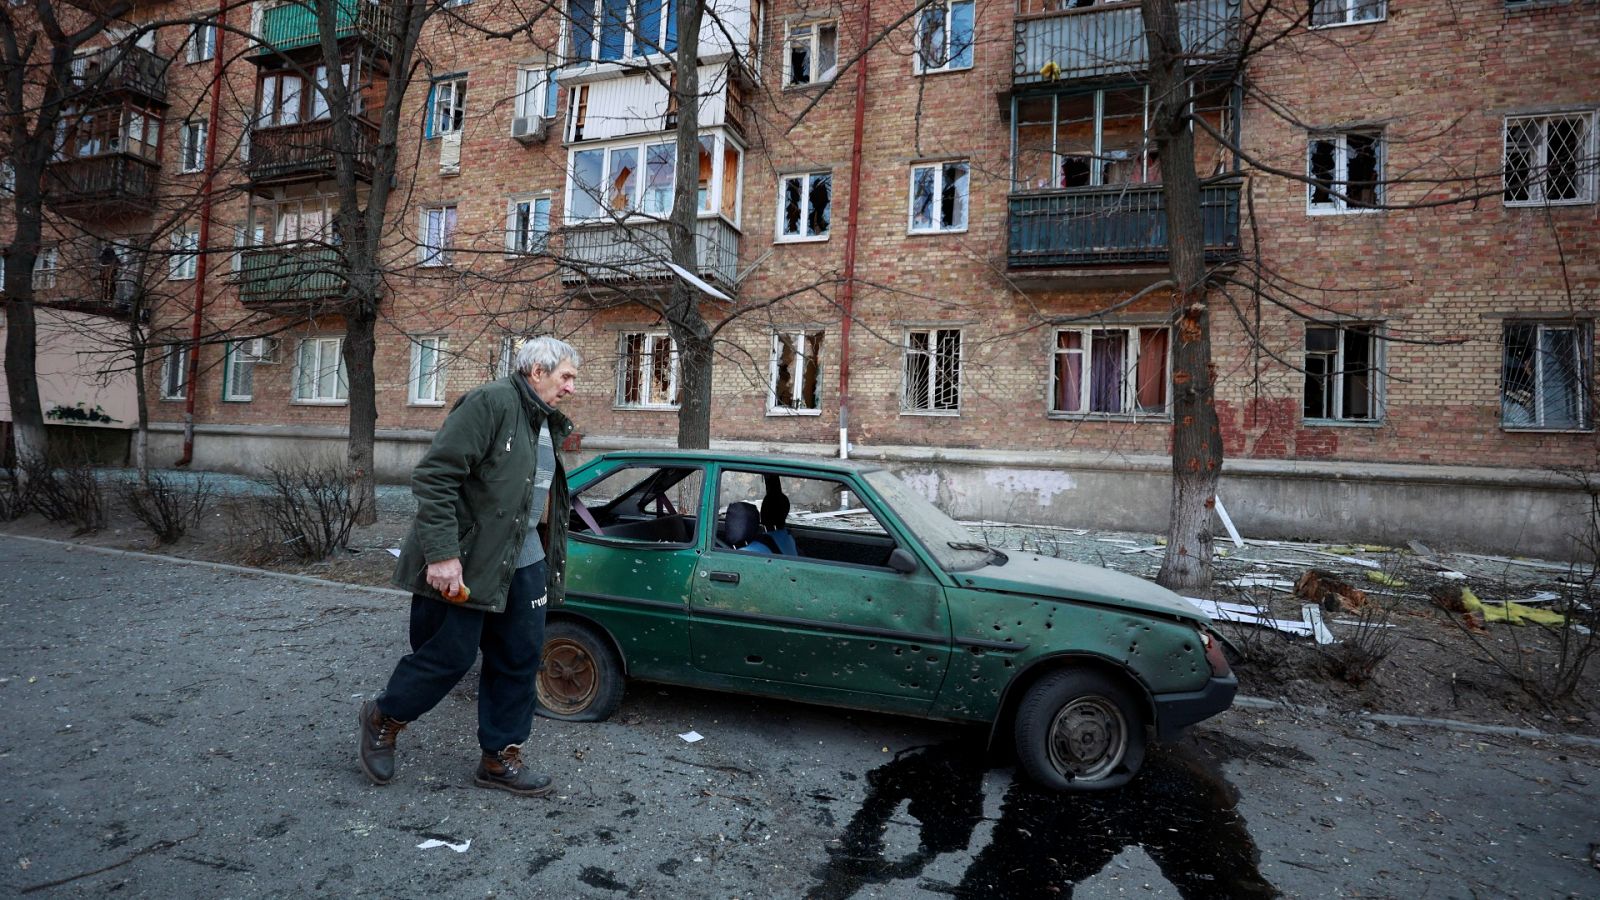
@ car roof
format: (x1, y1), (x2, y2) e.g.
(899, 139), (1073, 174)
(591, 449), (885, 476)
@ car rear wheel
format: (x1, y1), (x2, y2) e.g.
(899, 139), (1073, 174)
(1014, 669), (1145, 791)
(536, 620), (624, 722)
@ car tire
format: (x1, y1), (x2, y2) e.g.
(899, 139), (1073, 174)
(1013, 669), (1145, 792)
(536, 620), (625, 722)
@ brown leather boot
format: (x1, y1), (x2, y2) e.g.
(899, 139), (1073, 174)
(474, 744), (554, 797)
(357, 699), (408, 785)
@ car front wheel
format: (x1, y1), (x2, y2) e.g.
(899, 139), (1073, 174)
(1014, 669), (1145, 791)
(536, 620), (625, 722)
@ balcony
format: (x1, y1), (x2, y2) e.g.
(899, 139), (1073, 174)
(245, 117), (378, 186)
(560, 218), (739, 287)
(46, 154), (158, 218)
(1007, 182), (1240, 269)
(72, 45), (167, 104)
(238, 246), (348, 307)
(250, 0), (394, 59)
(1014, 0), (1239, 86)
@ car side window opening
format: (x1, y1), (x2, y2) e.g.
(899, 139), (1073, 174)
(569, 465), (703, 544)
(714, 469), (899, 568)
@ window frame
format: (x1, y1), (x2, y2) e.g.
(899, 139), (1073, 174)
(408, 336), (449, 406)
(768, 330), (825, 416)
(169, 229), (199, 280)
(784, 20), (839, 88)
(514, 67), (560, 122)
(160, 344), (189, 401)
(912, 0), (975, 76)
(1309, 0), (1386, 28)
(907, 160), (970, 234)
(1500, 320), (1593, 432)
(615, 330), (681, 410)
(32, 246), (58, 289)
(292, 336), (349, 405)
(776, 170), (832, 242)
(506, 194), (553, 255)
(1307, 130), (1385, 215)
(1503, 111), (1597, 207)
(418, 205), (458, 267)
(565, 0), (680, 67)
(186, 20), (216, 64)
(901, 327), (962, 415)
(1049, 325), (1173, 420)
(1302, 322), (1385, 425)
(179, 119), (207, 173)
(222, 340), (255, 403)
(425, 74), (468, 139)
(256, 71), (305, 128)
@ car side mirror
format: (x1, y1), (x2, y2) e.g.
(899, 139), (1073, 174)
(887, 548), (918, 574)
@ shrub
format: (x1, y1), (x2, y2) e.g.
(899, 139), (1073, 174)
(120, 472), (213, 545)
(253, 457), (367, 562)
(26, 455), (105, 535)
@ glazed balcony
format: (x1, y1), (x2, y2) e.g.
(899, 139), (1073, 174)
(1013, 0), (1239, 86)
(1006, 181), (1241, 269)
(250, 0), (395, 59)
(237, 246), (348, 306)
(560, 218), (739, 287)
(71, 44), (167, 104)
(244, 117), (378, 186)
(46, 154), (158, 219)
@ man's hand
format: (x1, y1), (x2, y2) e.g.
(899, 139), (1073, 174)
(426, 558), (465, 599)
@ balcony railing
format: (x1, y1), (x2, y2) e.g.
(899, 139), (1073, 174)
(1014, 0), (1240, 85)
(560, 217), (740, 286)
(45, 154), (158, 217)
(245, 117), (378, 185)
(251, 0), (395, 58)
(72, 45), (167, 103)
(238, 246), (348, 306)
(1007, 182), (1241, 268)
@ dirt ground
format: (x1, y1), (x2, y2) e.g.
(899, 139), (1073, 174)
(4, 468), (1597, 739)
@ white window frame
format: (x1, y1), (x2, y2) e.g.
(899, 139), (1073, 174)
(615, 330), (680, 410)
(223, 340), (256, 402)
(566, 139), (677, 222)
(506, 194), (552, 255)
(901, 327), (962, 415)
(912, 0), (975, 75)
(311, 63), (357, 120)
(257, 71), (304, 128)
(514, 67), (560, 121)
(1307, 130), (1384, 215)
(565, 0), (677, 66)
(768, 330), (824, 415)
(1049, 326), (1172, 419)
(1302, 323), (1384, 424)
(1310, 0), (1386, 27)
(419, 205), (457, 267)
(33, 246), (58, 289)
(777, 171), (832, 242)
(179, 120), (207, 173)
(408, 336), (448, 406)
(427, 75), (467, 138)
(160, 344), (189, 401)
(187, 21), (216, 63)
(1501, 320), (1593, 431)
(293, 336), (349, 404)
(169, 229), (199, 280)
(1503, 112), (1597, 207)
(908, 160), (969, 234)
(784, 21), (838, 87)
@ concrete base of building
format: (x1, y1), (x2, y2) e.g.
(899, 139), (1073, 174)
(146, 422), (1591, 562)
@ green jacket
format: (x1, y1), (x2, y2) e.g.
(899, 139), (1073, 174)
(392, 375), (574, 613)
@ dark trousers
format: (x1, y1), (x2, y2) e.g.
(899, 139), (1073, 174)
(376, 560), (548, 753)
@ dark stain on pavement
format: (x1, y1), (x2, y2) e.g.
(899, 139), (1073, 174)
(578, 865), (629, 891)
(809, 735), (1281, 899)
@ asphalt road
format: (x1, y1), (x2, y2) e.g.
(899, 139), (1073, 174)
(2, 534), (1597, 899)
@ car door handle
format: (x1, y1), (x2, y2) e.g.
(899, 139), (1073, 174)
(709, 571), (740, 584)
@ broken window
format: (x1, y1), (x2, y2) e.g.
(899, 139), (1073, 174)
(1303, 324), (1382, 423)
(567, 0), (678, 64)
(426, 75), (467, 138)
(617, 331), (680, 409)
(1311, 0), (1385, 27)
(779, 171), (831, 240)
(1051, 326), (1170, 417)
(914, 0), (974, 74)
(33, 246), (58, 289)
(1501, 321), (1592, 430)
(770, 330), (824, 413)
(909, 161), (968, 233)
(785, 21), (838, 87)
(506, 195), (551, 254)
(160, 343), (189, 401)
(903, 328), (961, 413)
(1308, 130), (1383, 213)
(1011, 84), (1230, 190)
(1504, 113), (1596, 206)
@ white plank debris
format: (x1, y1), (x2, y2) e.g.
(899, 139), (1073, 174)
(1214, 496), (1245, 548)
(1183, 598), (1338, 645)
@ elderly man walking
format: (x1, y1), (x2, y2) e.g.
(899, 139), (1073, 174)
(358, 335), (580, 796)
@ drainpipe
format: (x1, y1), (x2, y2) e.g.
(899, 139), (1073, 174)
(837, 0), (871, 460)
(178, 0), (228, 466)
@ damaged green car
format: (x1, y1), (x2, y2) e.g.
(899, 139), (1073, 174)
(536, 451), (1235, 791)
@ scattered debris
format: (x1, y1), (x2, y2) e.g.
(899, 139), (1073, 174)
(1213, 496), (1245, 549)
(1407, 540), (1435, 557)
(1431, 585), (1569, 628)
(1295, 569), (1369, 612)
(387, 548), (401, 558)
(417, 838), (471, 853)
(1183, 597), (1337, 645)
(1365, 571), (1408, 588)
(678, 730), (704, 743)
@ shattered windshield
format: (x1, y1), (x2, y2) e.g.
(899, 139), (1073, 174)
(863, 470), (991, 572)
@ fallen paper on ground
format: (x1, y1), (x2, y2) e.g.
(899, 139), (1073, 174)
(678, 730), (704, 743)
(417, 838), (471, 852)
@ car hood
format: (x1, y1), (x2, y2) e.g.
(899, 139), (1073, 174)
(957, 553), (1208, 624)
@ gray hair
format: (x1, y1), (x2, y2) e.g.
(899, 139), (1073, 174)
(513, 335), (581, 376)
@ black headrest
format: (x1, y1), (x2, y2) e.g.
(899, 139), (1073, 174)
(725, 501), (761, 547)
(760, 492), (790, 530)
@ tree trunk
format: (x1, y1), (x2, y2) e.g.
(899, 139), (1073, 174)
(668, 0), (713, 449)
(3, 289), (47, 469)
(1143, 0), (1224, 592)
(344, 306), (378, 524)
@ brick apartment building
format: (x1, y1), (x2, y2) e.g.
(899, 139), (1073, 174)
(4, 0), (1597, 558)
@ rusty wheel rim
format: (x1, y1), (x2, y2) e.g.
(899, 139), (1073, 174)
(1046, 696), (1126, 783)
(539, 637), (599, 715)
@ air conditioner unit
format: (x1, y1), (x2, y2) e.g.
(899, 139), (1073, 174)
(511, 115), (548, 144)
(242, 337), (280, 363)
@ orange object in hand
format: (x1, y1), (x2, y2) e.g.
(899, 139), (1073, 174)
(443, 584), (471, 604)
